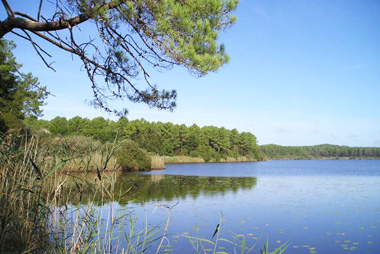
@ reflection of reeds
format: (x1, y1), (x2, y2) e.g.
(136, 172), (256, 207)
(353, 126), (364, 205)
(150, 174), (165, 183)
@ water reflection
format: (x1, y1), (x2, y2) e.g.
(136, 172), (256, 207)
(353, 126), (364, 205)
(65, 172), (257, 206)
(57, 161), (380, 253)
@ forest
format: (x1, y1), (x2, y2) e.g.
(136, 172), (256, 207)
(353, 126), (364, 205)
(24, 116), (380, 171)
(261, 144), (380, 160)
(25, 116), (264, 166)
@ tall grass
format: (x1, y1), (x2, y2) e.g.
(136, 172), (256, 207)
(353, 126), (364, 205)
(151, 155), (165, 170)
(162, 155), (256, 165)
(0, 131), (58, 252)
(0, 131), (169, 253)
(45, 135), (120, 173)
(163, 156), (205, 164)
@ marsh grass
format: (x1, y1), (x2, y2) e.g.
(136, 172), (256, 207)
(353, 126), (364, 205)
(0, 131), (170, 253)
(151, 155), (165, 170)
(0, 131), (59, 252)
(163, 155), (256, 165)
(163, 156), (205, 164)
(47, 135), (120, 173)
(62, 150), (119, 172)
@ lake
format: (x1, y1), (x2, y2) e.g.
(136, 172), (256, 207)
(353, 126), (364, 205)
(70, 160), (380, 253)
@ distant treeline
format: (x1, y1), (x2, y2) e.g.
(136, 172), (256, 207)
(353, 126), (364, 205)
(260, 144), (380, 160)
(26, 116), (263, 162)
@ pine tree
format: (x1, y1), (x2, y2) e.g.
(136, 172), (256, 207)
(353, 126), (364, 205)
(0, 0), (238, 115)
(0, 40), (47, 132)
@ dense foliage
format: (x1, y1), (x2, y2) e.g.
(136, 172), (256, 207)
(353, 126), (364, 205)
(261, 144), (380, 160)
(0, 40), (48, 132)
(116, 139), (151, 171)
(1, 0), (238, 115)
(26, 116), (263, 162)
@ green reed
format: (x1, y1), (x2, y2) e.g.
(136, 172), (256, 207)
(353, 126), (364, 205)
(0, 131), (168, 253)
(0, 131), (57, 252)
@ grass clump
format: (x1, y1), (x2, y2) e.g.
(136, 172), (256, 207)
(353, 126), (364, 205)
(151, 155), (165, 170)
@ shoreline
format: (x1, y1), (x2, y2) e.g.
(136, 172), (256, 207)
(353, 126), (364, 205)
(59, 156), (380, 173)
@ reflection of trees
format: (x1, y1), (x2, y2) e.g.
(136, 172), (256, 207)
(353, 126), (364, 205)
(61, 173), (257, 206)
(122, 174), (257, 204)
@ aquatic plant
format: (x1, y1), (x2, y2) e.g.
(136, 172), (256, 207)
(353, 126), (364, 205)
(182, 215), (288, 254)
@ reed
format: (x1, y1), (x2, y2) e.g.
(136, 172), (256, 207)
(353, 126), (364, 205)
(162, 155), (257, 165)
(0, 131), (60, 252)
(45, 135), (120, 173)
(151, 155), (165, 170)
(0, 131), (169, 253)
(62, 150), (119, 172)
(163, 155), (205, 164)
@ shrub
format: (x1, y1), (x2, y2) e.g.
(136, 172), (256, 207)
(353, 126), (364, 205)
(116, 140), (151, 171)
(189, 151), (200, 158)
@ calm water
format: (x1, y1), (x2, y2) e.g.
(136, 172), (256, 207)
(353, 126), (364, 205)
(80, 160), (380, 253)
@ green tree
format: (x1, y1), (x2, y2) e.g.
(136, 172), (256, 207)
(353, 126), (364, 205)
(82, 117), (114, 142)
(187, 124), (201, 155)
(0, 0), (238, 115)
(239, 132), (260, 159)
(116, 139), (151, 171)
(66, 116), (89, 135)
(0, 40), (47, 132)
(160, 122), (176, 155)
(48, 116), (68, 135)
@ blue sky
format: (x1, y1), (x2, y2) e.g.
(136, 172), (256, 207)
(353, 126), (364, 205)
(2, 0), (380, 146)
